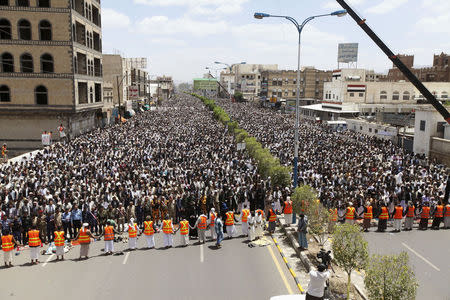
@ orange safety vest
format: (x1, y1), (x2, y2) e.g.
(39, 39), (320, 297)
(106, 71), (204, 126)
(434, 205), (444, 218)
(28, 230), (41, 247)
(104, 226), (114, 240)
(394, 206), (403, 219)
(225, 212), (234, 226)
(128, 224), (137, 238)
(54, 231), (65, 247)
(445, 205), (450, 217)
(143, 221), (154, 235)
(364, 206), (373, 219)
(179, 220), (189, 235)
(345, 207), (355, 220)
(406, 206), (415, 218)
(241, 209), (250, 223)
(209, 212), (216, 227)
(379, 207), (389, 220)
(1, 146), (6, 157)
(421, 206), (430, 219)
(284, 201), (293, 214)
(162, 220), (173, 234)
(198, 216), (207, 230)
(268, 209), (277, 222)
(1, 235), (14, 252)
(78, 228), (91, 244)
(256, 209), (264, 218)
(330, 208), (338, 222)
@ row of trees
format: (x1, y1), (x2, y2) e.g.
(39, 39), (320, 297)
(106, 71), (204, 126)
(192, 94), (291, 188)
(291, 186), (418, 300)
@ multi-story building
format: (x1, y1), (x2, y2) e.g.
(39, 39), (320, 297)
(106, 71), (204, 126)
(301, 68), (450, 122)
(385, 53), (450, 82)
(0, 0), (103, 155)
(220, 64), (278, 101)
(260, 67), (332, 104)
(131, 68), (148, 99)
(156, 76), (174, 100)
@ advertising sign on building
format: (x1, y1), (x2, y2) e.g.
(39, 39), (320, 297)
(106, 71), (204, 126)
(338, 43), (359, 63)
(128, 86), (139, 99)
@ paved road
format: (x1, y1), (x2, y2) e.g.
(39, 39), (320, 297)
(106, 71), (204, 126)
(0, 226), (300, 300)
(364, 228), (450, 300)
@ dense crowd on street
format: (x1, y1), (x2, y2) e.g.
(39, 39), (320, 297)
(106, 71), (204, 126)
(0, 94), (285, 266)
(0, 93), (449, 268)
(216, 98), (449, 231)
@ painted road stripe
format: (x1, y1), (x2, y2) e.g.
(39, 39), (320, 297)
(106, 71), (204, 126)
(200, 244), (204, 263)
(267, 244), (294, 295)
(272, 236), (305, 293)
(122, 252), (130, 265)
(402, 242), (440, 271)
(42, 254), (54, 267)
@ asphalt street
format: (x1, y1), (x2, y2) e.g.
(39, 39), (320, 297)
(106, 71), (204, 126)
(0, 225), (300, 300)
(364, 228), (450, 300)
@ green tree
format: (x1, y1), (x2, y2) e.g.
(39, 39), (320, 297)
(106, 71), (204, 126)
(332, 224), (369, 299)
(234, 91), (243, 102)
(364, 252), (418, 300)
(270, 165), (291, 188)
(291, 185), (317, 216)
(307, 200), (331, 247)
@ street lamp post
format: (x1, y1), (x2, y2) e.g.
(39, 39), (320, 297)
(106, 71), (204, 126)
(116, 70), (128, 124)
(254, 10), (347, 190)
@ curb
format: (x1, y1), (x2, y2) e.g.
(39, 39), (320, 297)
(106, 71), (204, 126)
(271, 236), (305, 294)
(278, 218), (313, 272)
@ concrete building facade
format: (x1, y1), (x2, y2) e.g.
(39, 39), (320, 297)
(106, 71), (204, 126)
(0, 0), (103, 155)
(301, 68), (450, 122)
(260, 67), (332, 101)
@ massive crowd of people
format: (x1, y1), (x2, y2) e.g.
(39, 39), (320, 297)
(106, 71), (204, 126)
(216, 98), (449, 219)
(0, 93), (448, 255)
(0, 94), (282, 249)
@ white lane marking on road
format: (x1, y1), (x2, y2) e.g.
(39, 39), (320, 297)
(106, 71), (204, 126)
(42, 254), (54, 267)
(123, 252), (130, 265)
(402, 242), (440, 272)
(200, 244), (204, 263)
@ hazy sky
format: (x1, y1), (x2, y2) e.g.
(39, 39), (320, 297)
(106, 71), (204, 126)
(101, 0), (450, 83)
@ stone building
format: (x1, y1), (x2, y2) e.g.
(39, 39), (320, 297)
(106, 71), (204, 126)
(0, 0), (103, 155)
(386, 53), (450, 82)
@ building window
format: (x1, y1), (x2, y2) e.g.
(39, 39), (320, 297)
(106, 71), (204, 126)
(392, 91), (399, 100)
(349, 92), (354, 97)
(375, 129), (378, 134)
(16, 0), (29, 6)
(0, 85), (10, 102)
(20, 53), (33, 73)
(360, 126), (362, 130)
(37, 0), (50, 7)
(18, 19), (32, 40)
(40, 53), (54, 73)
(441, 91), (448, 99)
(380, 91), (387, 100)
(0, 19), (11, 39)
(0, 0), (9, 5)
(359, 93), (364, 97)
(272, 80), (277, 86)
(420, 120), (426, 131)
(1, 52), (14, 72)
(402, 91), (410, 100)
(35, 85), (48, 105)
(369, 128), (372, 133)
(89, 87), (93, 103)
(39, 20), (52, 41)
